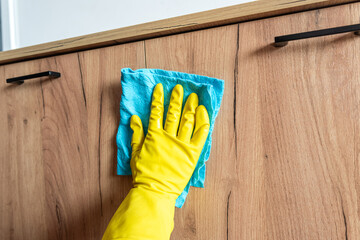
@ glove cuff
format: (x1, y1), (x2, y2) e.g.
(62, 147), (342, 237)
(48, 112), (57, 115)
(102, 187), (176, 240)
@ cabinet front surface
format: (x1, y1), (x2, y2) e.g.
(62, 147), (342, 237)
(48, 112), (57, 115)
(1, 2), (360, 240)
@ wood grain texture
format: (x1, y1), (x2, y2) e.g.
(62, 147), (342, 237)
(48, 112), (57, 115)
(1, 2), (360, 240)
(0, 57), (46, 239)
(233, 3), (360, 239)
(0, 42), (145, 239)
(0, 0), (356, 65)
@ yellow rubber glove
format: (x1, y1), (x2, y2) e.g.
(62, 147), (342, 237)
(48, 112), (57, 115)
(102, 83), (210, 240)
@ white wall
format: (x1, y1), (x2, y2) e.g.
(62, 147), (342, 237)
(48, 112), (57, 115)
(1, 0), (255, 51)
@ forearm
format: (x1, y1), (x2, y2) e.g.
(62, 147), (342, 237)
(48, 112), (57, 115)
(102, 187), (176, 240)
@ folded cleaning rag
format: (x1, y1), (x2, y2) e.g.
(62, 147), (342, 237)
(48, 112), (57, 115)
(116, 68), (224, 208)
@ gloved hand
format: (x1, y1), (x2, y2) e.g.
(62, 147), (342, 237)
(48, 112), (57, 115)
(103, 83), (210, 240)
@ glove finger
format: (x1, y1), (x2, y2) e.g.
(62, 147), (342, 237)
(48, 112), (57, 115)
(148, 83), (164, 131)
(178, 93), (198, 143)
(130, 115), (145, 155)
(164, 84), (183, 136)
(190, 105), (210, 147)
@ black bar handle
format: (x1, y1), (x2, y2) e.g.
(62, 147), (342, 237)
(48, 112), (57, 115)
(274, 23), (360, 47)
(6, 71), (61, 85)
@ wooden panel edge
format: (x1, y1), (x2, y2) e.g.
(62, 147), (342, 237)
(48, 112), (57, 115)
(0, 0), (357, 65)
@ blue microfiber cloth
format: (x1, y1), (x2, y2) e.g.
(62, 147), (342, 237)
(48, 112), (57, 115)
(116, 68), (224, 208)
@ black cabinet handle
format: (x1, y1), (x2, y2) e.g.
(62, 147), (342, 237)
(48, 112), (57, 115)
(274, 23), (360, 47)
(6, 71), (61, 85)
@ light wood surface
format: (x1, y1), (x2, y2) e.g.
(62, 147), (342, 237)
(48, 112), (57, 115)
(0, 42), (145, 239)
(0, 0), (356, 65)
(1, 2), (360, 239)
(233, 3), (360, 239)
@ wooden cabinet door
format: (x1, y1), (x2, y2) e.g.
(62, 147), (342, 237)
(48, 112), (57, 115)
(0, 42), (145, 239)
(235, 3), (360, 239)
(144, 24), (239, 239)
(145, 2), (360, 240)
